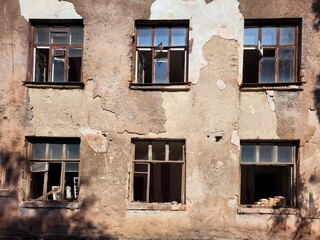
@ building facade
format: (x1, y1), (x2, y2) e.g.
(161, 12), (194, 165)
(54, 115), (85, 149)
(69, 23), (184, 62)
(1, 0), (320, 239)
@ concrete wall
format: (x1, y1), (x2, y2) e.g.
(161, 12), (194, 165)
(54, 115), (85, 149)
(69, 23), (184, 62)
(0, 0), (320, 239)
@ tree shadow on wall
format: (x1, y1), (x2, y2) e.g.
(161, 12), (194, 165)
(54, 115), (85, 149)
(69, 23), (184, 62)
(268, 168), (320, 239)
(313, 74), (320, 122)
(268, 2), (320, 238)
(0, 150), (115, 239)
(312, 0), (320, 30)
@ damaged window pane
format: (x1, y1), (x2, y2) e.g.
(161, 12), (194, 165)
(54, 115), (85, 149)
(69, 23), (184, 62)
(68, 48), (82, 82)
(152, 141), (165, 160)
(28, 139), (80, 201)
(137, 50), (152, 84)
(240, 142), (296, 207)
(260, 58), (276, 83)
(134, 20), (189, 85)
(154, 51), (168, 83)
(243, 22), (299, 85)
(170, 50), (185, 83)
(31, 24), (83, 83)
(132, 140), (185, 204)
(34, 48), (49, 82)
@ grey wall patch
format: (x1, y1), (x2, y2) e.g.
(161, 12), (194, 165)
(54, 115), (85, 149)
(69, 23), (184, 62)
(80, 127), (108, 153)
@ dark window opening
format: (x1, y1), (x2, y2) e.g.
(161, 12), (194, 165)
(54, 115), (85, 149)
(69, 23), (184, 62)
(132, 140), (185, 204)
(28, 138), (80, 201)
(241, 165), (293, 206)
(242, 21), (300, 85)
(240, 142), (296, 207)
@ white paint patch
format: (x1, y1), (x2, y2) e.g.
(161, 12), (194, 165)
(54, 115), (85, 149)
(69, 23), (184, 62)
(80, 127), (108, 153)
(249, 105), (255, 115)
(266, 90), (275, 112)
(217, 79), (226, 91)
(19, 0), (81, 20)
(231, 129), (240, 150)
(150, 0), (243, 83)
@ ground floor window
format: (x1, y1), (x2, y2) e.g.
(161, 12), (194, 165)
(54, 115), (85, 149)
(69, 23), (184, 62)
(240, 141), (297, 207)
(27, 138), (80, 201)
(130, 139), (185, 203)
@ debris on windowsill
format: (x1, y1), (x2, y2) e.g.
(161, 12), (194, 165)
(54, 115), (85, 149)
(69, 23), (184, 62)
(254, 196), (286, 207)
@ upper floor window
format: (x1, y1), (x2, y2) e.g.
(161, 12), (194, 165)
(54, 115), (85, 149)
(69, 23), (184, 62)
(28, 20), (83, 85)
(26, 138), (80, 202)
(243, 19), (301, 86)
(133, 20), (189, 86)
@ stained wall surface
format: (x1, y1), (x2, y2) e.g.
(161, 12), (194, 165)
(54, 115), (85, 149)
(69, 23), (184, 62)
(0, 0), (320, 239)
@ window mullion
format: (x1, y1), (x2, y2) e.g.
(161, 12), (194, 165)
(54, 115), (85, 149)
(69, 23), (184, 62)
(130, 142), (135, 202)
(275, 27), (280, 83)
(165, 143), (169, 161)
(167, 28), (172, 83)
(258, 27), (262, 83)
(64, 47), (68, 82)
(151, 28), (155, 84)
(274, 144), (278, 163)
(43, 170), (48, 201)
(61, 162), (66, 201)
(146, 163), (150, 203)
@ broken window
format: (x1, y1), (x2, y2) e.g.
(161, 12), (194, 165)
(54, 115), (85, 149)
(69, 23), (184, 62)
(0, 151), (10, 189)
(133, 20), (189, 84)
(243, 19), (301, 84)
(130, 140), (185, 203)
(27, 138), (80, 201)
(240, 141), (297, 207)
(29, 20), (83, 83)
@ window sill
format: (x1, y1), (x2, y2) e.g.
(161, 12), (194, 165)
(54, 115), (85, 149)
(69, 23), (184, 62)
(24, 81), (85, 89)
(127, 202), (186, 211)
(130, 83), (191, 91)
(20, 200), (80, 209)
(237, 206), (299, 215)
(0, 188), (12, 197)
(240, 82), (304, 92)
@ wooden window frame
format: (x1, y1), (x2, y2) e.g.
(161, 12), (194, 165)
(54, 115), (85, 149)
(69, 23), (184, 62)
(26, 138), (80, 202)
(129, 139), (186, 205)
(242, 18), (302, 87)
(239, 140), (298, 208)
(27, 19), (84, 86)
(132, 20), (189, 86)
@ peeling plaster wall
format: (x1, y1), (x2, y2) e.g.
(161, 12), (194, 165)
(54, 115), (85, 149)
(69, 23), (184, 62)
(19, 0), (81, 20)
(151, 0), (243, 84)
(1, 0), (320, 239)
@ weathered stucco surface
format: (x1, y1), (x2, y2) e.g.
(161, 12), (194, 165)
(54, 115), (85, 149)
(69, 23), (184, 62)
(1, 0), (320, 239)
